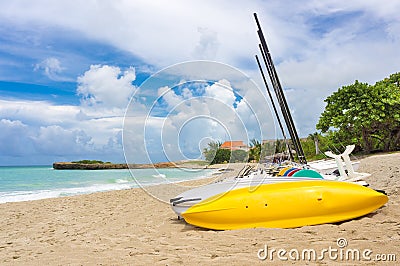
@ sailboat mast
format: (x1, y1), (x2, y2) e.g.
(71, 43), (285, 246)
(254, 13), (307, 164)
(255, 55), (295, 162)
(257, 44), (301, 162)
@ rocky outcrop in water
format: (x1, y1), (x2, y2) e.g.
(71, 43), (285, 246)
(52, 162), (178, 170)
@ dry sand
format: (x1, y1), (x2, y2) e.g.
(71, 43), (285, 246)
(0, 153), (399, 265)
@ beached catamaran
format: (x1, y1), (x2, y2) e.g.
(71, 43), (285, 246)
(170, 13), (388, 230)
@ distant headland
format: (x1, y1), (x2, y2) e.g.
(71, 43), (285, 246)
(52, 160), (210, 170)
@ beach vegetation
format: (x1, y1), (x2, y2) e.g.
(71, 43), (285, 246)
(231, 149), (249, 163)
(203, 141), (222, 162)
(248, 139), (261, 162)
(317, 72), (400, 153)
(211, 148), (231, 164)
(300, 134), (331, 161)
(71, 160), (107, 164)
(203, 141), (250, 164)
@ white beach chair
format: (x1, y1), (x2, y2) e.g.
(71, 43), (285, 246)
(324, 145), (370, 185)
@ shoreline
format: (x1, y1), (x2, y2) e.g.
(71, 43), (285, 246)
(0, 164), (230, 205)
(1, 155), (399, 264)
(52, 161), (221, 170)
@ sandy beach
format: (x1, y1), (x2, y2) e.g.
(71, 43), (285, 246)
(0, 153), (399, 265)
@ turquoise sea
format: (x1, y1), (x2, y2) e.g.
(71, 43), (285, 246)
(0, 166), (214, 203)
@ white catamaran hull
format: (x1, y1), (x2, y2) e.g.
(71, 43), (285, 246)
(171, 176), (321, 218)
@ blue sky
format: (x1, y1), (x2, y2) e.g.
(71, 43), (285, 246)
(0, 1), (400, 165)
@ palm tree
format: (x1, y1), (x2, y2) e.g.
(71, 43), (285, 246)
(203, 141), (221, 162)
(248, 139), (261, 162)
(308, 132), (320, 155)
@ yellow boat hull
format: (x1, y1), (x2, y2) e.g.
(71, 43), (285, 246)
(181, 181), (388, 230)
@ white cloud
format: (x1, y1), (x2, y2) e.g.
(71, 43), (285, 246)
(1, 1), (400, 164)
(77, 65), (136, 110)
(32, 125), (93, 155)
(0, 1), (262, 67)
(0, 64), (138, 164)
(2, 1), (399, 96)
(1, 1), (399, 76)
(204, 79), (236, 106)
(0, 119), (34, 156)
(157, 86), (184, 110)
(124, 74), (275, 163)
(0, 99), (80, 126)
(34, 57), (65, 80)
(193, 27), (220, 60)
(0, 99), (127, 164)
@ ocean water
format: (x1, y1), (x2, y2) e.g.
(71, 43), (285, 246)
(0, 166), (214, 203)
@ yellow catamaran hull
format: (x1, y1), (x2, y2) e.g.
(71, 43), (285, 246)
(182, 180), (388, 230)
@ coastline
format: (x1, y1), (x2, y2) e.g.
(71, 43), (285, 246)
(0, 165), (223, 204)
(52, 161), (217, 170)
(1, 154), (399, 265)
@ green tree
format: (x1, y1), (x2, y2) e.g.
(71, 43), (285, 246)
(203, 141), (221, 162)
(308, 132), (320, 155)
(274, 139), (287, 154)
(203, 141), (251, 164)
(260, 141), (275, 161)
(369, 73), (400, 151)
(231, 149), (248, 163)
(248, 139), (261, 162)
(317, 73), (400, 152)
(211, 148), (231, 164)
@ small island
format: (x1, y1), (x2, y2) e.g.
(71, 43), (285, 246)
(52, 160), (192, 170)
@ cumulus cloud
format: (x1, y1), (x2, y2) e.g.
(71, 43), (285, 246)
(77, 65), (136, 110)
(0, 101), (126, 164)
(0, 119), (34, 156)
(157, 86), (184, 111)
(0, 118), (97, 164)
(32, 125), (93, 155)
(0, 64), (138, 164)
(204, 79), (236, 106)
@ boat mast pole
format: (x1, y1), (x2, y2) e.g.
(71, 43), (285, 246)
(255, 55), (295, 162)
(257, 44), (300, 162)
(254, 13), (307, 164)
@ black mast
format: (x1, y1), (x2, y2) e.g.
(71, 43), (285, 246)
(255, 55), (295, 162)
(258, 43), (302, 163)
(254, 13), (307, 164)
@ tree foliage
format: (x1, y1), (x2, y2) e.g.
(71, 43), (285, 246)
(203, 141), (221, 162)
(231, 149), (248, 163)
(248, 139), (261, 162)
(211, 148), (231, 164)
(317, 73), (400, 152)
(71, 160), (106, 164)
(203, 141), (249, 164)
